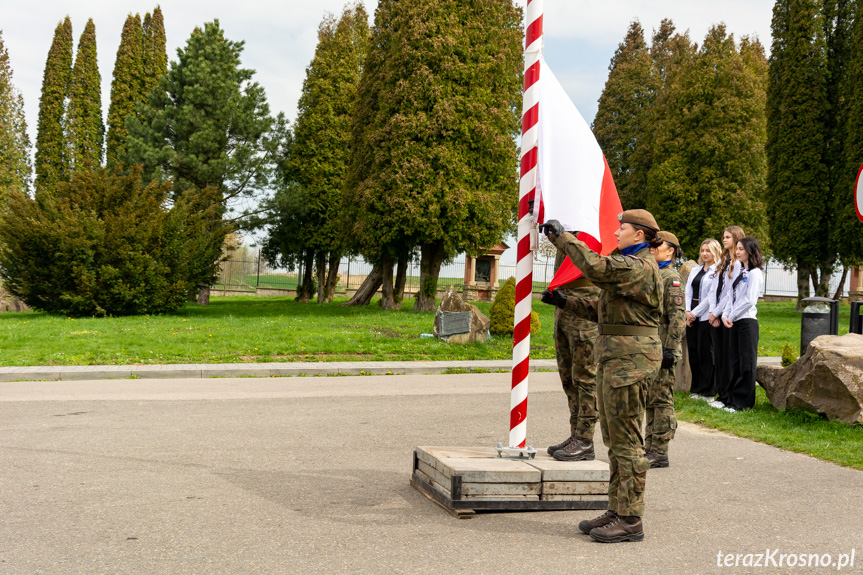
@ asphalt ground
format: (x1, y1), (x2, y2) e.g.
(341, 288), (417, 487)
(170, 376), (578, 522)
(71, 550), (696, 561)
(1, 372), (860, 575)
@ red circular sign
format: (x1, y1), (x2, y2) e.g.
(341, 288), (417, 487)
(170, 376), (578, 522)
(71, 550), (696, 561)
(857, 163), (863, 222)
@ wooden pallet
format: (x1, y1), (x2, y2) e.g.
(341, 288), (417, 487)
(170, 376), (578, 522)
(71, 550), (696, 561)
(411, 446), (609, 518)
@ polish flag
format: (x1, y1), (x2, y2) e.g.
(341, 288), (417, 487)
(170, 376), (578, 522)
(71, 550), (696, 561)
(531, 56), (623, 289)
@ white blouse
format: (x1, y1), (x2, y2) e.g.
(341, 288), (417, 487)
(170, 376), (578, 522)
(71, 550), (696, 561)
(723, 267), (763, 322)
(685, 263), (716, 322)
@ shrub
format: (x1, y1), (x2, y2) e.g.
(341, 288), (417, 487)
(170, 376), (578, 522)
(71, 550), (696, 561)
(489, 276), (540, 335)
(781, 343), (797, 367)
(0, 166), (226, 316)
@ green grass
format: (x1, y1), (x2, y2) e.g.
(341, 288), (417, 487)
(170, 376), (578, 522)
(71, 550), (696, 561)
(0, 296), (556, 366)
(676, 387), (863, 470)
(0, 298), (855, 367)
(756, 301), (852, 356)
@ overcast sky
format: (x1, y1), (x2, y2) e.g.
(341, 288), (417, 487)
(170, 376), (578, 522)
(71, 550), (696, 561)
(0, 0), (775, 257)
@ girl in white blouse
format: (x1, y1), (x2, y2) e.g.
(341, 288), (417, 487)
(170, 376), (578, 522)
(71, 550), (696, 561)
(721, 237), (764, 412)
(685, 239), (722, 400)
(706, 226), (745, 409)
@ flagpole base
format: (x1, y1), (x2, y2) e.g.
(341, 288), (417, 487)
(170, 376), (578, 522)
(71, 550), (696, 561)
(495, 442), (537, 459)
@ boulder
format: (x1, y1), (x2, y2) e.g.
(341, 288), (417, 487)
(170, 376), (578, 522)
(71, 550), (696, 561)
(755, 333), (863, 424)
(0, 283), (30, 313)
(433, 287), (490, 344)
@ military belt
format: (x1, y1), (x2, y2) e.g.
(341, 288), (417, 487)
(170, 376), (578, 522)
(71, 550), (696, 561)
(557, 277), (593, 290)
(599, 324), (659, 336)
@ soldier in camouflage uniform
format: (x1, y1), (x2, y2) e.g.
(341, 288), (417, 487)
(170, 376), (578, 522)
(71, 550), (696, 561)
(540, 209), (664, 544)
(540, 238), (601, 462)
(644, 231), (686, 468)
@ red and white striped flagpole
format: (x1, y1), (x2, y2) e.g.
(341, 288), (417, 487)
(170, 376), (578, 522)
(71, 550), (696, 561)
(510, 0), (543, 449)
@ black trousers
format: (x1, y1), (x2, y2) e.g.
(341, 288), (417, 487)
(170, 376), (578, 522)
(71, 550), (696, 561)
(727, 318), (759, 410)
(687, 320), (716, 397)
(715, 323), (733, 405)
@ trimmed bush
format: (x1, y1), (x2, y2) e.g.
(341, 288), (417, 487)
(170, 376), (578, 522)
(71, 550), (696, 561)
(781, 343), (797, 367)
(489, 276), (540, 336)
(0, 166), (226, 316)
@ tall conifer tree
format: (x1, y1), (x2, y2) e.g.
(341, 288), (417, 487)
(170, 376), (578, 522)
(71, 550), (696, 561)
(106, 13), (144, 167)
(268, 3), (370, 304)
(0, 30), (32, 200)
(345, 0), (523, 311)
(68, 18), (103, 169)
(646, 26), (768, 255)
(832, 0), (863, 269)
(593, 21), (654, 209)
(34, 16), (73, 194)
(766, 0), (832, 302)
(142, 7), (167, 97)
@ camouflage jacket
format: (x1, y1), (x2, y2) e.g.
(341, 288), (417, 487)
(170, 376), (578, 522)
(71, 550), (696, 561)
(555, 247), (601, 326)
(554, 232), (664, 361)
(658, 265), (686, 354)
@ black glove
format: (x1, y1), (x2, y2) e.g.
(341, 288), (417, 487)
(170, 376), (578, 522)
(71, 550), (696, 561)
(540, 288), (566, 309)
(538, 219), (564, 241)
(661, 348), (675, 370)
(527, 199), (535, 214)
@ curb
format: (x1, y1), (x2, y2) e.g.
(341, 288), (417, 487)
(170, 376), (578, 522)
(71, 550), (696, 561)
(0, 357), (784, 383)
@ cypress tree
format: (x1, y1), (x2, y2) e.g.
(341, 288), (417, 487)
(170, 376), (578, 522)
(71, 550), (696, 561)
(593, 21), (654, 209)
(106, 13), (144, 167)
(270, 3), (370, 304)
(68, 18), (103, 169)
(0, 30), (32, 200)
(766, 0), (832, 302)
(344, 0), (523, 311)
(646, 26), (768, 256)
(832, 0), (863, 268)
(34, 16), (73, 194)
(142, 7), (167, 98)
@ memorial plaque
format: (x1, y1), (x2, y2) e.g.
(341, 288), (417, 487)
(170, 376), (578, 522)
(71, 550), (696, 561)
(439, 311), (472, 337)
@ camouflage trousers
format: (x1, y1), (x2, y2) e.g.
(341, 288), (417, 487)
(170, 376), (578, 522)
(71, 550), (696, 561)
(597, 352), (659, 517)
(553, 308), (598, 440)
(645, 362), (678, 455)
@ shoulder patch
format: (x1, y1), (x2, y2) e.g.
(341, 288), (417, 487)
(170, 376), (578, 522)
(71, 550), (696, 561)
(672, 281), (681, 287)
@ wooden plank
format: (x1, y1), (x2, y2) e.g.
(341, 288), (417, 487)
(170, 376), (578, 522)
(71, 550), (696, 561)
(417, 460), (451, 494)
(438, 458), (541, 484)
(410, 476), (475, 519)
(462, 494), (540, 501)
(542, 481), (608, 495)
(540, 494), (608, 502)
(461, 482), (542, 496)
(527, 458), (610, 482)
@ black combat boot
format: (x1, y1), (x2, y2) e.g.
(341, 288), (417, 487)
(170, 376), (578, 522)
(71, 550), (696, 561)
(553, 437), (595, 461)
(546, 435), (577, 456)
(578, 510), (617, 534)
(646, 449), (669, 468)
(589, 515), (644, 543)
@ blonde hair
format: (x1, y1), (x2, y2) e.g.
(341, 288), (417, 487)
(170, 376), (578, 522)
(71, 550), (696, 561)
(698, 238), (722, 266)
(719, 226), (745, 278)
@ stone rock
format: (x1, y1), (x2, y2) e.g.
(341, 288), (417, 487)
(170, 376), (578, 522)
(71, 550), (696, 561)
(755, 333), (863, 424)
(433, 287), (490, 344)
(0, 283), (30, 313)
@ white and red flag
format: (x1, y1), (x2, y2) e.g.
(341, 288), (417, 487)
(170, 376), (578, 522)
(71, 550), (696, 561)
(531, 56), (623, 289)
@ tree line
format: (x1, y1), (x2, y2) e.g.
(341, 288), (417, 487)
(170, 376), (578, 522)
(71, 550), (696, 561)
(594, 0), (863, 302)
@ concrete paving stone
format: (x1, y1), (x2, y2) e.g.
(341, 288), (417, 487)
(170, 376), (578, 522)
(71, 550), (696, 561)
(541, 481), (609, 495)
(527, 455), (611, 482)
(132, 369), (201, 379)
(416, 459), (451, 493)
(59, 370), (131, 380)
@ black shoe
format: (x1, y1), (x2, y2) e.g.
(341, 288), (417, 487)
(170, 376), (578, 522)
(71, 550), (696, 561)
(589, 515), (644, 543)
(578, 510), (617, 534)
(553, 438), (595, 461)
(547, 435), (577, 456)
(646, 450), (669, 469)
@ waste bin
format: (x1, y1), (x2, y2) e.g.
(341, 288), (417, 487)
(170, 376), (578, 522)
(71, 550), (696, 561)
(851, 301), (863, 335)
(800, 296), (840, 353)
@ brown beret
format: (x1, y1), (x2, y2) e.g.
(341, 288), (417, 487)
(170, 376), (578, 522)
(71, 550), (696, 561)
(657, 231), (680, 248)
(618, 209), (659, 232)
